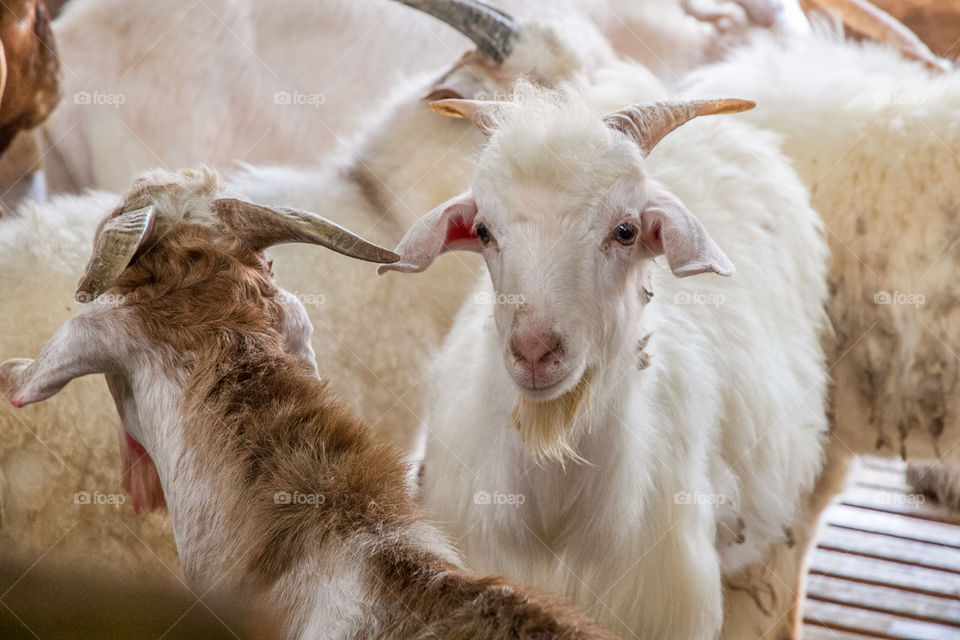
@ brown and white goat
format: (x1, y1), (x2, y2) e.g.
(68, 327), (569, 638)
(0, 168), (613, 640)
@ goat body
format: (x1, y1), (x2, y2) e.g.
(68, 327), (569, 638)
(390, 80), (830, 639)
(0, 168), (613, 640)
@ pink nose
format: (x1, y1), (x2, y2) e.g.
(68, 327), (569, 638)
(510, 331), (563, 369)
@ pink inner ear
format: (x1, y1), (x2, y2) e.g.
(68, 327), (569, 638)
(444, 216), (477, 251)
(121, 431), (166, 516)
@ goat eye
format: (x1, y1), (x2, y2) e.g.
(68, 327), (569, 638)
(476, 223), (492, 246)
(614, 223), (638, 246)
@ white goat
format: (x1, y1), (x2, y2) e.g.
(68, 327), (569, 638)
(675, 16), (960, 634)
(381, 82), (830, 639)
(0, 168), (615, 640)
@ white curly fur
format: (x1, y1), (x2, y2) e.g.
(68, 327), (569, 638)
(682, 22), (960, 635)
(405, 80), (830, 640)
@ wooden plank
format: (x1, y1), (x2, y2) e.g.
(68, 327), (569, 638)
(840, 487), (960, 526)
(823, 504), (960, 549)
(808, 549), (960, 599)
(804, 600), (959, 640)
(806, 574), (960, 626)
(854, 465), (912, 493)
(802, 626), (878, 640)
(860, 456), (908, 473)
(817, 525), (960, 573)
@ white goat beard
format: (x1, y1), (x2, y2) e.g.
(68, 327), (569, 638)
(512, 370), (592, 464)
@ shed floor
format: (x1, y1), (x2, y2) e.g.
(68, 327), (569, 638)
(803, 457), (960, 640)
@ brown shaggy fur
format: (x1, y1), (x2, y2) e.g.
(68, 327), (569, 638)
(0, 1), (61, 154)
(106, 222), (612, 639)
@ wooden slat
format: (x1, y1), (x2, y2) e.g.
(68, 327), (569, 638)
(840, 487), (960, 526)
(823, 504), (960, 549)
(808, 549), (960, 599)
(853, 465), (912, 493)
(803, 460), (960, 639)
(802, 626), (878, 640)
(806, 574), (960, 626)
(817, 525), (960, 573)
(860, 456), (908, 473)
(804, 600), (959, 640)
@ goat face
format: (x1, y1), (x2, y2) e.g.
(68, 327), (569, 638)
(383, 88), (743, 401)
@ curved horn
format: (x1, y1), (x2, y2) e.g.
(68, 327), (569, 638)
(396, 0), (517, 64)
(603, 98), (756, 156)
(214, 199), (399, 264)
(803, 0), (950, 73)
(75, 205), (156, 303)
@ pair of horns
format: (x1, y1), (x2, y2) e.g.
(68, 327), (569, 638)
(75, 199), (399, 303)
(396, 0), (517, 64)
(430, 97), (756, 156)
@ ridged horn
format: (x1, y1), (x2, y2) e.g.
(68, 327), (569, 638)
(803, 0), (950, 73)
(396, 0), (517, 64)
(603, 99), (756, 156)
(214, 199), (399, 264)
(75, 205), (156, 303)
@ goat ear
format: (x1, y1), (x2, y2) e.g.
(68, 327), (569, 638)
(378, 191), (479, 274)
(0, 314), (123, 408)
(429, 99), (508, 137)
(640, 181), (734, 278)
